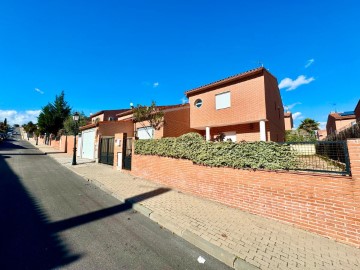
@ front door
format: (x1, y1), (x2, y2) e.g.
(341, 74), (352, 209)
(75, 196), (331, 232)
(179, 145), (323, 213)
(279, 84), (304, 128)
(99, 137), (114, 165)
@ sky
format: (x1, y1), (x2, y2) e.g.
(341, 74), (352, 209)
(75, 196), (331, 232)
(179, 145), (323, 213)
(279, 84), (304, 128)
(0, 0), (359, 129)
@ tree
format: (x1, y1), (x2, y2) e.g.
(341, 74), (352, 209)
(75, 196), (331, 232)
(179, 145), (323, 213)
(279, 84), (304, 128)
(22, 121), (37, 133)
(132, 101), (164, 138)
(37, 91), (71, 142)
(285, 130), (316, 142)
(298, 118), (320, 134)
(62, 112), (89, 135)
(22, 121), (37, 140)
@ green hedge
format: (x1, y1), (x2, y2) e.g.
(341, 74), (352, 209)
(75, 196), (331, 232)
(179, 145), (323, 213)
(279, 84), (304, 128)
(135, 133), (297, 170)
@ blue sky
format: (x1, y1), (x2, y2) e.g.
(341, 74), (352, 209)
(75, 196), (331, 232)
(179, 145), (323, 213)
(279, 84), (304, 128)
(0, 1), (359, 128)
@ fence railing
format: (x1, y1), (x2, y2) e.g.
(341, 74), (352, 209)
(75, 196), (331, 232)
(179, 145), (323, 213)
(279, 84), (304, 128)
(284, 141), (350, 175)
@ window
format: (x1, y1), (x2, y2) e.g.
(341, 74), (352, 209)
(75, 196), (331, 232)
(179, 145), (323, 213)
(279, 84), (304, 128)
(215, 92), (231, 110)
(137, 127), (154, 139)
(194, 99), (203, 108)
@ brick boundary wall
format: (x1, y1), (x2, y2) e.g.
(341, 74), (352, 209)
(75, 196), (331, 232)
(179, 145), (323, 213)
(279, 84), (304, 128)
(131, 139), (360, 247)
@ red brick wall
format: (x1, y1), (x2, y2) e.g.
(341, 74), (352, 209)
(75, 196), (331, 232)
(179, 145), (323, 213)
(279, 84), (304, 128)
(284, 115), (293, 131)
(163, 106), (195, 138)
(326, 115), (336, 136)
(66, 135), (78, 156)
(355, 101), (360, 122)
(50, 139), (60, 149)
(264, 72), (285, 142)
(131, 140), (360, 247)
(98, 120), (134, 137)
(348, 139), (360, 179)
(188, 75), (266, 129)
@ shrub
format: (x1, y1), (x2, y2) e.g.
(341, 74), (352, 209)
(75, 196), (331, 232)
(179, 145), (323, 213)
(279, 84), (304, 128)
(134, 132), (297, 170)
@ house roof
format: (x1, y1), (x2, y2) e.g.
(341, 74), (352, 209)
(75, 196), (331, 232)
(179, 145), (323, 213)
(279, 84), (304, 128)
(116, 103), (188, 117)
(329, 112), (356, 120)
(185, 67), (274, 96)
(90, 109), (128, 118)
(79, 122), (97, 131)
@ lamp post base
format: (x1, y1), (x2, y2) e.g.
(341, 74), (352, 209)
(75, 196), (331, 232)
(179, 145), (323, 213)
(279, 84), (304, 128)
(72, 147), (77, 165)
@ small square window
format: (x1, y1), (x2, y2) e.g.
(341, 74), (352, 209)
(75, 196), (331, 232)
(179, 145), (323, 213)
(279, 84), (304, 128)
(215, 92), (230, 110)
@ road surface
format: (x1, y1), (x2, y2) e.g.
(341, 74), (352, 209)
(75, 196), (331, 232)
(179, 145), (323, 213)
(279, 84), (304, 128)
(0, 138), (231, 270)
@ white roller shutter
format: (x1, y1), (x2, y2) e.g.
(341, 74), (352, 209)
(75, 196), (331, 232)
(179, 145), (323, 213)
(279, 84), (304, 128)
(81, 128), (96, 159)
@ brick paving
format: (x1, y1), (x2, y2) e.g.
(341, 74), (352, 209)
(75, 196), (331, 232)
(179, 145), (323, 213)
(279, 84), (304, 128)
(29, 139), (360, 270)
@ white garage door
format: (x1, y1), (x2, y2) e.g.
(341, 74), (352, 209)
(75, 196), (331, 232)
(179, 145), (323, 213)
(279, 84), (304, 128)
(81, 128), (96, 159)
(137, 127), (154, 139)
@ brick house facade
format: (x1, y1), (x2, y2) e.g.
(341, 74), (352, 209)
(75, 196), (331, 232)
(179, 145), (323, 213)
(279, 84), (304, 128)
(116, 104), (194, 140)
(185, 67), (285, 142)
(326, 112), (357, 136)
(284, 112), (293, 130)
(355, 100), (360, 122)
(90, 109), (128, 123)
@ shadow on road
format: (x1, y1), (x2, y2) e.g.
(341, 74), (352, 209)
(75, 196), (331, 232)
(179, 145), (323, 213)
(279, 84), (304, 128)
(49, 188), (170, 233)
(0, 154), (81, 269)
(0, 139), (171, 269)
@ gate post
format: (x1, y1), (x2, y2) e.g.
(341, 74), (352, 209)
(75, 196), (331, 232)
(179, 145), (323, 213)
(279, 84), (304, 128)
(114, 133), (125, 170)
(347, 139), (360, 179)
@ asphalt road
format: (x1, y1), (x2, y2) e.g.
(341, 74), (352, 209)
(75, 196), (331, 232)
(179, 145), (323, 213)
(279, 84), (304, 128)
(0, 138), (232, 270)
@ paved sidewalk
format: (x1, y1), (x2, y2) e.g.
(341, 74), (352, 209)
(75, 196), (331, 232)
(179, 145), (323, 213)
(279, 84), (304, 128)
(28, 139), (360, 270)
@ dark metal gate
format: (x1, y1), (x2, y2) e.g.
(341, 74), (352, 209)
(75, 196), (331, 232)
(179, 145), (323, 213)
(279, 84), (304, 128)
(123, 137), (132, 170)
(99, 137), (114, 165)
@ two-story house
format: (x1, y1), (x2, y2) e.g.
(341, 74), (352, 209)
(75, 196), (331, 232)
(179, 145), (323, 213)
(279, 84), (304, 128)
(326, 111), (357, 136)
(185, 67), (285, 142)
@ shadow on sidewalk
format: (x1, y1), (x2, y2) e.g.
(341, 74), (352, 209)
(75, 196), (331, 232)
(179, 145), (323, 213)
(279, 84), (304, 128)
(0, 152), (81, 269)
(49, 188), (170, 233)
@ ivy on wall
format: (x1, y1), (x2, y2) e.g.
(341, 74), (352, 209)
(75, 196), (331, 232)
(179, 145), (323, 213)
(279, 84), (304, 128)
(135, 132), (297, 170)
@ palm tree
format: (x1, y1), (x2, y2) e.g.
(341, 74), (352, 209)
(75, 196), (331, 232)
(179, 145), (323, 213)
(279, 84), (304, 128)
(298, 118), (320, 133)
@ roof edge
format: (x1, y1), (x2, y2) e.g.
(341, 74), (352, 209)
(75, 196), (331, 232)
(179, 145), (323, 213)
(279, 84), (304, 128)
(185, 67), (267, 96)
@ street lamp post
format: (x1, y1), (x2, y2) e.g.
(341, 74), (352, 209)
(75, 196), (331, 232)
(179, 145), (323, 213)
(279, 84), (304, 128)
(72, 112), (80, 165)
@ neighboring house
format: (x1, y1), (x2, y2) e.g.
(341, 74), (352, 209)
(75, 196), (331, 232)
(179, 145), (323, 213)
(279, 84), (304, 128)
(185, 67), (285, 142)
(284, 112), (293, 130)
(79, 109), (128, 163)
(316, 130), (327, 140)
(116, 104), (193, 140)
(355, 100), (360, 122)
(79, 120), (133, 162)
(326, 111), (357, 136)
(90, 109), (128, 123)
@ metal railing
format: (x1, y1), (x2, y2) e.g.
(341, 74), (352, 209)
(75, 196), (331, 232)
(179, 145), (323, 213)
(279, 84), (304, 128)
(284, 141), (350, 175)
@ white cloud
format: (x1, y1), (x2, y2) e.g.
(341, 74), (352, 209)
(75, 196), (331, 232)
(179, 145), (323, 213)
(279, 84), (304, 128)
(279, 75), (315, 91)
(305, 59), (315, 68)
(292, 112), (302, 120)
(0, 110), (41, 126)
(153, 82), (159, 88)
(35, 88), (44, 94)
(284, 102), (301, 111)
(319, 121), (327, 130)
(180, 97), (188, 105)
